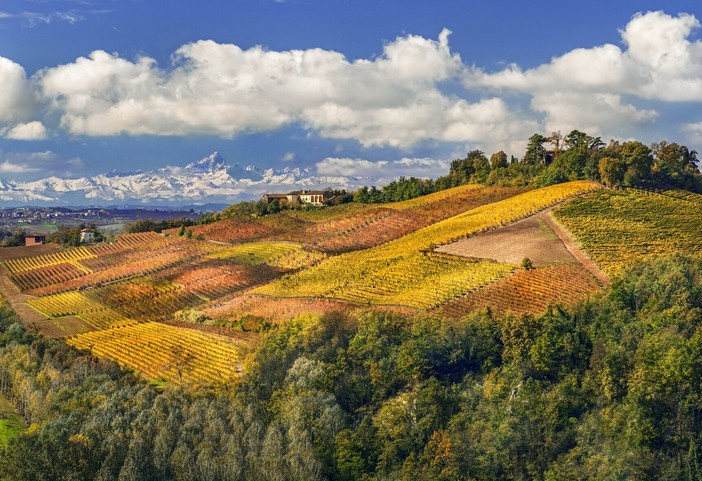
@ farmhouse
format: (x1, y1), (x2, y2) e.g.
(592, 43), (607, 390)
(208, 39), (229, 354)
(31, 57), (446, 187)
(260, 193), (289, 204)
(80, 228), (95, 243)
(25, 234), (46, 246)
(291, 190), (328, 206)
(261, 190), (330, 207)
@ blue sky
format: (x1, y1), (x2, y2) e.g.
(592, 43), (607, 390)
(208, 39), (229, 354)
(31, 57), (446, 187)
(1, 0), (702, 182)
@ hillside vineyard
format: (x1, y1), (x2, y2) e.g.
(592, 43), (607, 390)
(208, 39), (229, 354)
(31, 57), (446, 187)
(9, 180), (694, 384)
(0, 181), (699, 386)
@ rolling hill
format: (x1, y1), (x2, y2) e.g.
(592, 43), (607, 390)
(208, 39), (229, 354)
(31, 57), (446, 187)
(0, 181), (700, 387)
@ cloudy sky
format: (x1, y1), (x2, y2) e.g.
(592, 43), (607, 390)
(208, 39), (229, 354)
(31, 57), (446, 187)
(1, 0), (702, 182)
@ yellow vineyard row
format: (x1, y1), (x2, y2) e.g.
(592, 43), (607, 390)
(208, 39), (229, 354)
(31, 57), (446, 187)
(208, 241), (326, 269)
(26, 291), (137, 330)
(67, 322), (241, 385)
(2, 246), (95, 274)
(553, 188), (702, 276)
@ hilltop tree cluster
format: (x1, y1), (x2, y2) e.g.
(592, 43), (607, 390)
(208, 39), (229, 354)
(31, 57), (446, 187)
(124, 218), (198, 234)
(202, 189), (352, 223)
(355, 130), (702, 204)
(48, 224), (105, 247)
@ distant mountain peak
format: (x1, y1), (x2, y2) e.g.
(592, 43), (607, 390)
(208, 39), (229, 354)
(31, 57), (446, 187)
(186, 151), (228, 172)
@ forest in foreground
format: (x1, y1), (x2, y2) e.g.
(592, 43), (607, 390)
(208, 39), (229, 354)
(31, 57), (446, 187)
(0, 255), (699, 480)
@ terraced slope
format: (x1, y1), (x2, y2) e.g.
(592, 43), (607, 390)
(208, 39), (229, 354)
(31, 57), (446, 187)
(278, 185), (526, 253)
(67, 322), (241, 385)
(5, 180), (665, 387)
(554, 188), (702, 276)
(183, 216), (306, 244)
(187, 184), (526, 254)
(254, 181), (601, 308)
(6, 231), (332, 385)
(435, 263), (603, 319)
(207, 241), (326, 269)
(0, 232), (216, 296)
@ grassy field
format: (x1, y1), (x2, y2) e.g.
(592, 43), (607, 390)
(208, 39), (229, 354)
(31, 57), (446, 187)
(0, 393), (23, 448)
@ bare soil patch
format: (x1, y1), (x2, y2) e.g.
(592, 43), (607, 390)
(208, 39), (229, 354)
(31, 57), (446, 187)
(12, 301), (49, 324)
(436, 211), (576, 267)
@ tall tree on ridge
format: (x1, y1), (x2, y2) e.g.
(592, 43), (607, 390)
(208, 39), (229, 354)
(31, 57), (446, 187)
(523, 134), (548, 164)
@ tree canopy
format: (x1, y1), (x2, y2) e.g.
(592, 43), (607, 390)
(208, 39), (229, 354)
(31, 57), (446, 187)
(356, 130), (701, 206)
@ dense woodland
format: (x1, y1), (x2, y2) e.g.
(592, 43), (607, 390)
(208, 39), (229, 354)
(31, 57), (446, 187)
(0, 255), (698, 480)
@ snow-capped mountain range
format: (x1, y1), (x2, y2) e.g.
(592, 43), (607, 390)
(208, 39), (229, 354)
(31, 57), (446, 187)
(0, 152), (379, 207)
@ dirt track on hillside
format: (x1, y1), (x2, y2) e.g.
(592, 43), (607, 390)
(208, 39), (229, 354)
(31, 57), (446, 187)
(541, 210), (610, 285)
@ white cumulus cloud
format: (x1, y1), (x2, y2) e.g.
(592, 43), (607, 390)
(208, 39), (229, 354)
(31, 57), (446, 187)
(0, 11), (701, 156)
(530, 92), (657, 135)
(5, 121), (48, 140)
(37, 30), (532, 149)
(465, 10), (702, 137)
(0, 57), (36, 123)
(621, 11), (702, 100)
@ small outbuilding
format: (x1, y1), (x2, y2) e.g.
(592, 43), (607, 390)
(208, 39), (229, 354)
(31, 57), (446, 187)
(260, 193), (289, 204)
(25, 234), (46, 246)
(80, 228), (95, 243)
